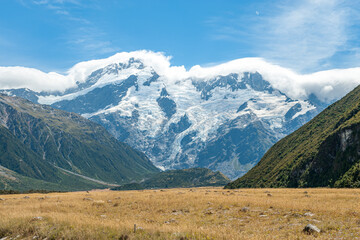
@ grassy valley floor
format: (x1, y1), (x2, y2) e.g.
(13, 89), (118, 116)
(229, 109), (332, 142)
(0, 188), (359, 239)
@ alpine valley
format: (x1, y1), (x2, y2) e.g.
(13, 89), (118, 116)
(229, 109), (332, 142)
(0, 93), (159, 190)
(0, 51), (334, 180)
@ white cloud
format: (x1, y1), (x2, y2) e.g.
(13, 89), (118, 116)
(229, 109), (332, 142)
(67, 50), (177, 84)
(206, 0), (360, 72)
(262, 0), (350, 71)
(0, 51), (360, 103)
(0, 66), (73, 92)
(188, 57), (360, 102)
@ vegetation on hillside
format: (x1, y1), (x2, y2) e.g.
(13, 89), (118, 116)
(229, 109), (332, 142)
(112, 168), (230, 190)
(226, 85), (360, 188)
(0, 94), (159, 191)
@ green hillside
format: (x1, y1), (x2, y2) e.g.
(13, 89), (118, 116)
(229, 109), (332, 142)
(226, 85), (360, 188)
(112, 168), (230, 190)
(0, 94), (159, 191)
(0, 165), (107, 191)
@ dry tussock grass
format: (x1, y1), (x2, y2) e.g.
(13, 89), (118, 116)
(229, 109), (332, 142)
(0, 188), (359, 239)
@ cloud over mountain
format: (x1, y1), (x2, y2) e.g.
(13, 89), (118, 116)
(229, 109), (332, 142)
(1, 51), (360, 102)
(0, 66), (71, 92)
(1, 50), (360, 179)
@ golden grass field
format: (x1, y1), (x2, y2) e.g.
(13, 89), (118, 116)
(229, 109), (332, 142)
(0, 188), (359, 239)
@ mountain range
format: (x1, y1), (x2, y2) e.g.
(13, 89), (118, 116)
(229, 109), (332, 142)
(0, 52), (332, 179)
(226, 84), (360, 188)
(0, 93), (159, 191)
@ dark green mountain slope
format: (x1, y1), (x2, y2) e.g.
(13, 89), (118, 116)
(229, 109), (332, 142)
(0, 94), (159, 190)
(226, 85), (360, 188)
(0, 125), (113, 191)
(0, 125), (58, 181)
(0, 165), (108, 191)
(112, 168), (230, 190)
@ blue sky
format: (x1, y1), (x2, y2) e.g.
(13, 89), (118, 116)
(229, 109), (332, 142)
(1, 0), (360, 73)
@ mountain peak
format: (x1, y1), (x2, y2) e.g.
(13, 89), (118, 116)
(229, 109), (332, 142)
(2, 51), (360, 103)
(1, 51), (360, 179)
(226, 84), (360, 188)
(0, 67), (323, 179)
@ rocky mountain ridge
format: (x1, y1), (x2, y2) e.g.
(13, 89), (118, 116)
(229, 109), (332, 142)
(226, 84), (360, 188)
(0, 93), (159, 190)
(0, 53), (329, 179)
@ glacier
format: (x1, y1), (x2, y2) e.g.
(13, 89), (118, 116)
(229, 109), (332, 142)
(1, 51), (349, 179)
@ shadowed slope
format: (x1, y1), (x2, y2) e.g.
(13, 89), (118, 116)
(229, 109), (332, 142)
(226, 85), (360, 188)
(0, 94), (159, 190)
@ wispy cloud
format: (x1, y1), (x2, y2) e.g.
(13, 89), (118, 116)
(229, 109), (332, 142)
(31, 0), (82, 14)
(262, 0), (354, 72)
(1, 50), (360, 104)
(32, 0), (82, 7)
(68, 35), (119, 56)
(22, 0), (118, 58)
(206, 0), (360, 72)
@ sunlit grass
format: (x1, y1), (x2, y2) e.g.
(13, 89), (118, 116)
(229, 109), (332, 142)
(0, 188), (359, 239)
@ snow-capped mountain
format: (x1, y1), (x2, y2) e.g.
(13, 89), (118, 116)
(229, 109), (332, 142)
(1, 51), (346, 179)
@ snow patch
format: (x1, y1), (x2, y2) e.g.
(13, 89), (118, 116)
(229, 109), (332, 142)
(1, 51), (360, 103)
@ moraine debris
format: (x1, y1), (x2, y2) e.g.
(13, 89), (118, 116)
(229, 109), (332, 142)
(303, 224), (321, 234)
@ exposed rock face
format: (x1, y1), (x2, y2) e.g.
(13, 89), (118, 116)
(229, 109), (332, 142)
(0, 57), (326, 179)
(340, 129), (353, 151)
(226, 84), (360, 188)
